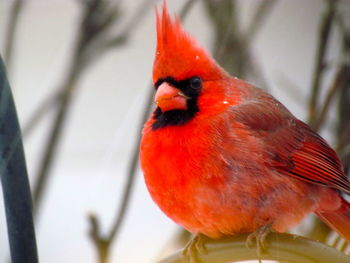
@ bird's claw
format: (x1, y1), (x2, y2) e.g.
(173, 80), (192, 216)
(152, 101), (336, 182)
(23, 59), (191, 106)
(182, 234), (207, 263)
(246, 224), (273, 263)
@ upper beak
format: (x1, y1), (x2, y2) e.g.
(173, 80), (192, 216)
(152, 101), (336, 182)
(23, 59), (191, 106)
(155, 82), (188, 112)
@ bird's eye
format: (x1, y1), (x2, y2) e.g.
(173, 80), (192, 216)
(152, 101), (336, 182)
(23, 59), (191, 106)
(190, 77), (202, 89)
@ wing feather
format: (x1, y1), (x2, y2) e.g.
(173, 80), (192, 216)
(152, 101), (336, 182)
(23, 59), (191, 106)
(231, 93), (350, 194)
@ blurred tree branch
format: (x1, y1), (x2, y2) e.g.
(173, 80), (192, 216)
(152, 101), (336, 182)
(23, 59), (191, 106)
(22, 92), (60, 137)
(203, 0), (275, 86)
(336, 59), (350, 255)
(244, 0), (277, 44)
(3, 0), (24, 72)
(32, 0), (154, 216)
(306, 0), (350, 246)
(313, 64), (350, 131)
(22, 0), (154, 139)
(312, 7), (350, 132)
(88, 87), (154, 263)
(204, 0), (244, 76)
(308, 0), (337, 128)
(335, 12), (350, 170)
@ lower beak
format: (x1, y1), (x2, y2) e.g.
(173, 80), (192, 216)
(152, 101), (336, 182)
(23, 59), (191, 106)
(155, 82), (188, 112)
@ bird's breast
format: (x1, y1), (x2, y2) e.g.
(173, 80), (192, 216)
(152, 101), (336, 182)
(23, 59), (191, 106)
(140, 115), (262, 236)
(140, 114), (319, 238)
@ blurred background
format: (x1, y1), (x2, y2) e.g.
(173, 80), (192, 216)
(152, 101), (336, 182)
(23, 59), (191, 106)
(0, 0), (349, 262)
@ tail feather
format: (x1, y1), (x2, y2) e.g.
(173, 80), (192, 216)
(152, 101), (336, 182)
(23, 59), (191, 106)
(317, 198), (350, 243)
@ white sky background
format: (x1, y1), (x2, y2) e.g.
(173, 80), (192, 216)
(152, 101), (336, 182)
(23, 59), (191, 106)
(0, 0), (348, 263)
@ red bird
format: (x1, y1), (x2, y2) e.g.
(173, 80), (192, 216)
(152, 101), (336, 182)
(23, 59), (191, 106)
(140, 3), (350, 259)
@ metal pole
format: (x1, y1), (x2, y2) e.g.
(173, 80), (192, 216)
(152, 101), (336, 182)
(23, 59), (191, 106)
(0, 56), (39, 263)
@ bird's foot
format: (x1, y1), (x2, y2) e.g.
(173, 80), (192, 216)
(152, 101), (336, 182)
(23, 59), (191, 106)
(182, 234), (208, 263)
(246, 224), (274, 263)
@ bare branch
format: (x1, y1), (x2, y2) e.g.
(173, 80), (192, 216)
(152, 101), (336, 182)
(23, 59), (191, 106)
(104, 0), (156, 49)
(307, 0), (349, 243)
(203, 0), (244, 76)
(244, 0), (277, 43)
(108, 87), (154, 241)
(307, 0), (337, 128)
(3, 0), (24, 71)
(32, 0), (126, 215)
(88, 214), (109, 263)
(179, 0), (198, 20)
(22, 1), (154, 140)
(313, 64), (350, 131)
(22, 91), (60, 138)
(32, 69), (81, 214)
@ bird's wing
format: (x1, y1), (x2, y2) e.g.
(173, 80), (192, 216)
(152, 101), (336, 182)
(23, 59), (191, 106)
(231, 96), (350, 194)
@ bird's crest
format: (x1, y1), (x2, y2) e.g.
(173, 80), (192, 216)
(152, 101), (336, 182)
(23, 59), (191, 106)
(153, 2), (226, 83)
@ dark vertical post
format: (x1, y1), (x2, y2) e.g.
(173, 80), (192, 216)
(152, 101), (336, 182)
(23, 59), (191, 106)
(0, 56), (39, 263)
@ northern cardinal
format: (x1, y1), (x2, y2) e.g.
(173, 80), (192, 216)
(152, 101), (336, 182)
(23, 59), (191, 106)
(140, 2), (350, 259)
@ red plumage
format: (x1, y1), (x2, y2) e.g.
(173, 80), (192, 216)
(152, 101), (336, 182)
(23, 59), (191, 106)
(140, 3), (350, 243)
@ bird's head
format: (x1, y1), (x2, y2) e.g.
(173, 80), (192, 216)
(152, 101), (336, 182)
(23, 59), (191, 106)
(151, 2), (232, 130)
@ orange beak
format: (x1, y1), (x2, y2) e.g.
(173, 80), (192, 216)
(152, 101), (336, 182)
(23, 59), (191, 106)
(154, 82), (188, 112)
